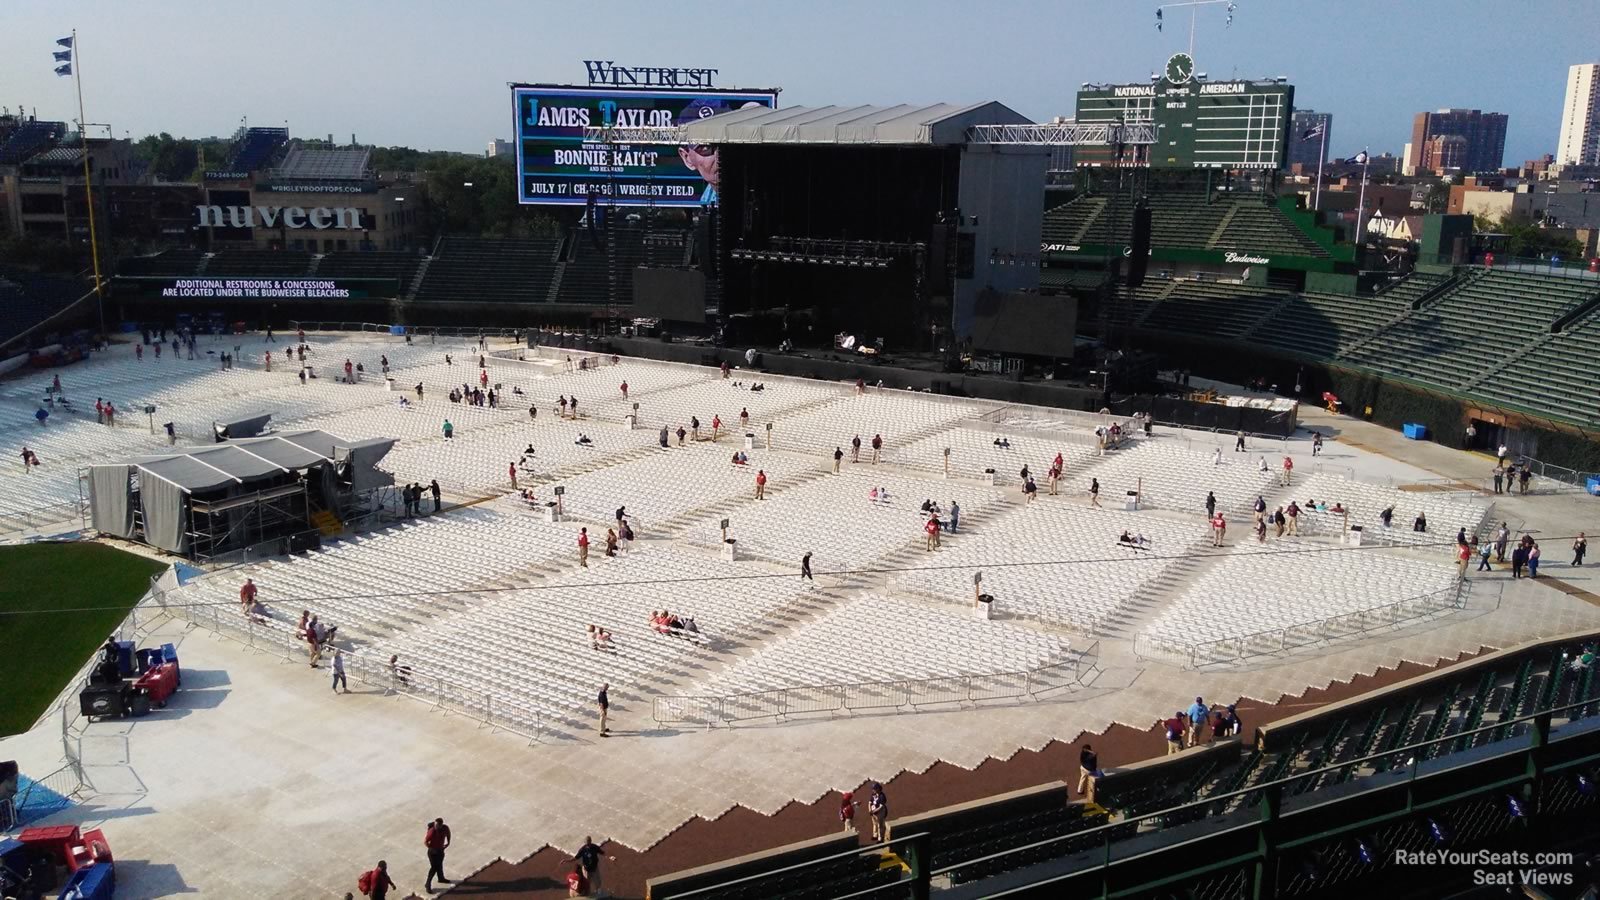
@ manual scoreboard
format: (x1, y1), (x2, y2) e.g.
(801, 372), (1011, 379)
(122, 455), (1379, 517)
(1074, 53), (1294, 170)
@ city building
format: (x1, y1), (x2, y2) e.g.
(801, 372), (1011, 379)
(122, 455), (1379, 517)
(487, 138), (514, 159)
(1405, 108), (1508, 174)
(1420, 134), (1468, 173)
(1284, 109), (1332, 171)
(1556, 63), (1600, 166)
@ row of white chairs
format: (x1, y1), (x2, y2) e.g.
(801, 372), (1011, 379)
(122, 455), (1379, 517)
(696, 594), (1071, 696)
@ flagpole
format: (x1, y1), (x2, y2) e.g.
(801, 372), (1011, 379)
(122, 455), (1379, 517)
(71, 29), (107, 336)
(1313, 125), (1325, 212)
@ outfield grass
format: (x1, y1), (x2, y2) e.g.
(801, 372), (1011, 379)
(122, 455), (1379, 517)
(0, 543), (166, 737)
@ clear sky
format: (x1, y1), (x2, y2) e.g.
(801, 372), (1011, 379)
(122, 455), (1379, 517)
(3, 0), (1594, 165)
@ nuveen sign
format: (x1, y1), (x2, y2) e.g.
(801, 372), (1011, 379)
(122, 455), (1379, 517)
(196, 205), (364, 230)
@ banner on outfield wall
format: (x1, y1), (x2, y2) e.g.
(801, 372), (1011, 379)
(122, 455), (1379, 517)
(512, 83), (777, 207)
(116, 276), (400, 300)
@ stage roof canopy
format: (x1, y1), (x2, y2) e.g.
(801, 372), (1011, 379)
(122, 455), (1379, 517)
(124, 429), (356, 492)
(680, 101), (1030, 146)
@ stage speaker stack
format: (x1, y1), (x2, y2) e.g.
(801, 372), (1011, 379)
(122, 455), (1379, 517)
(1127, 205), (1153, 288)
(78, 684), (129, 719)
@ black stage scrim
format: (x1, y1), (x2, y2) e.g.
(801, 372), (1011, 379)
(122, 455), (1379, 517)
(971, 291), (1078, 357)
(632, 267), (707, 323)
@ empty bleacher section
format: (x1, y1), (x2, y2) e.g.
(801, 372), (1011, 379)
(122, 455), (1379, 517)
(0, 267), (88, 345)
(1338, 269), (1596, 388)
(0, 119), (67, 164)
(1472, 305), (1600, 423)
(555, 225), (676, 305)
(222, 127), (289, 172)
(1211, 202), (1329, 257)
(116, 249), (206, 277)
(410, 236), (562, 305)
(1244, 286), (1415, 358)
(315, 250), (424, 289)
(205, 249), (313, 276)
(1139, 280), (1289, 340)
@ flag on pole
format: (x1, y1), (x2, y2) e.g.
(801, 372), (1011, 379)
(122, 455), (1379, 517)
(1352, 151), (1369, 165)
(1300, 124), (1325, 142)
(53, 50), (72, 62)
(56, 36), (74, 48)
(55, 63), (72, 77)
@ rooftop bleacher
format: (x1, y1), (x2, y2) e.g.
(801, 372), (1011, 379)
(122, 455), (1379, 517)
(0, 120), (66, 165)
(224, 127), (289, 172)
(272, 145), (371, 181)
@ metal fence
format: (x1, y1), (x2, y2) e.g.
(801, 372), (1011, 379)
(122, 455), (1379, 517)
(652, 642), (1101, 727)
(148, 582), (546, 743)
(1132, 581), (1468, 669)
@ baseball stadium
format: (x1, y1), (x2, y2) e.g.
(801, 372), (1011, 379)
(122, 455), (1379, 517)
(2, 21), (1600, 900)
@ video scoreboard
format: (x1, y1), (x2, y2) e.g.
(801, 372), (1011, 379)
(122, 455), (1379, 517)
(1074, 53), (1294, 170)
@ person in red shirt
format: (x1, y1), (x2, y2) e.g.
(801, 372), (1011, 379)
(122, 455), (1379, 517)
(1210, 513), (1227, 547)
(720, 361), (730, 379)
(620, 380), (628, 399)
(839, 791), (857, 833)
(1281, 455), (1294, 486)
(1456, 540), (1472, 578)
(739, 407), (750, 429)
(509, 461), (518, 490)
(1053, 451), (1064, 472)
(577, 528), (590, 568)
(754, 469), (767, 500)
(264, 351), (272, 372)
(424, 818), (453, 892)
(239, 579), (258, 615)
(1163, 714), (1186, 755)
(362, 860), (397, 900)
(925, 515), (940, 551)
(565, 862), (590, 897)
(480, 369), (489, 388)
(871, 434), (883, 463)
(711, 414), (722, 442)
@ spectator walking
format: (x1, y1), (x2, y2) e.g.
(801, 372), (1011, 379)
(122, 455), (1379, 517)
(429, 480), (442, 513)
(509, 462), (519, 490)
(1210, 512), (1226, 547)
(570, 837), (610, 897)
(359, 861), (397, 900)
(1186, 697), (1209, 747)
(1575, 533), (1588, 567)
(1273, 507), (1286, 538)
(604, 528), (618, 558)
(948, 500), (960, 533)
(924, 515), (940, 551)
(1494, 523), (1509, 562)
(711, 414), (722, 442)
(660, 424), (669, 448)
(1163, 712), (1186, 755)
(1511, 544), (1528, 579)
(1518, 466), (1532, 495)
(1234, 430), (1245, 452)
(1529, 543), (1542, 579)
(851, 435), (861, 462)
(1214, 704), (1241, 739)
(442, 419), (454, 441)
(1285, 501), (1300, 536)
(871, 434), (882, 463)
(1048, 464), (1060, 495)
(1087, 477), (1101, 508)
(676, 425), (686, 446)
(801, 551), (813, 581)
(330, 649), (348, 692)
(1492, 465), (1505, 494)
(1204, 491), (1216, 518)
(596, 683), (610, 736)
(867, 783), (889, 842)
(839, 792), (857, 833)
(1024, 476), (1038, 503)
(1456, 540), (1472, 578)
(1380, 506), (1395, 529)
(754, 469), (767, 500)
(578, 528), (590, 568)
(239, 578), (259, 615)
(1281, 455), (1294, 485)
(1478, 540), (1494, 572)
(690, 416), (700, 440)
(620, 380), (628, 399)
(424, 818), (453, 892)
(1211, 447), (1221, 466)
(1312, 432), (1323, 456)
(833, 446), (843, 473)
(1077, 744), (1098, 799)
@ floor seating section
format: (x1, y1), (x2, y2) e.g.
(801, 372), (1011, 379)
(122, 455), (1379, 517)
(1080, 441), (1277, 515)
(693, 595), (1073, 696)
(1138, 542), (1461, 662)
(685, 469), (1004, 569)
(1290, 472), (1493, 551)
(756, 393), (998, 459)
(887, 427), (1098, 484)
(892, 501), (1205, 635)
